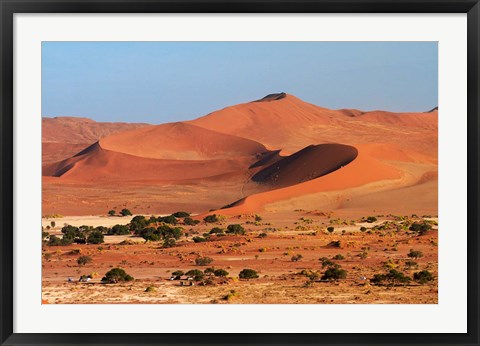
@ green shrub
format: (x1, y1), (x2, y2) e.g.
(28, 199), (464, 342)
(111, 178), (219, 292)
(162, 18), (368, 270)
(327, 226), (334, 233)
(409, 222), (432, 235)
(321, 266), (347, 281)
(195, 257), (213, 266)
(87, 230), (104, 244)
(129, 215), (147, 232)
(328, 240), (341, 248)
(413, 270), (434, 284)
(101, 268), (134, 283)
(258, 232), (268, 238)
(214, 269), (229, 277)
(120, 208), (132, 217)
(360, 226), (367, 232)
(371, 269), (411, 286)
(77, 255), (92, 266)
(50, 221), (56, 227)
(203, 214), (219, 223)
(193, 236), (206, 243)
(158, 215), (178, 225)
(145, 286), (156, 292)
(333, 254), (345, 260)
(108, 210), (116, 216)
(319, 257), (335, 268)
(109, 224), (130, 235)
(226, 224), (245, 235)
(162, 238), (176, 248)
(184, 217), (200, 226)
(209, 227), (224, 234)
(407, 249), (424, 258)
(365, 216), (377, 223)
(239, 269), (259, 279)
(172, 211), (190, 218)
(291, 254), (303, 262)
(185, 269), (205, 281)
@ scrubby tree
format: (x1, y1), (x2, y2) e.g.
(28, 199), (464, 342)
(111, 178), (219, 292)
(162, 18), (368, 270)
(101, 268), (134, 283)
(195, 256), (213, 266)
(413, 270), (434, 284)
(291, 254), (303, 262)
(203, 214), (219, 223)
(77, 255), (92, 266)
(193, 236), (207, 243)
(129, 215), (147, 233)
(50, 221), (56, 228)
(109, 224), (130, 235)
(407, 249), (424, 259)
(409, 222), (432, 235)
(226, 224), (245, 235)
(120, 208), (132, 217)
(158, 215), (178, 225)
(321, 266), (347, 281)
(333, 254), (345, 260)
(108, 210), (116, 216)
(172, 211), (190, 218)
(239, 269), (259, 279)
(162, 238), (176, 248)
(87, 230), (104, 244)
(184, 217), (200, 226)
(214, 269), (229, 277)
(185, 269), (205, 281)
(209, 227), (224, 234)
(371, 269), (411, 286)
(327, 226), (334, 233)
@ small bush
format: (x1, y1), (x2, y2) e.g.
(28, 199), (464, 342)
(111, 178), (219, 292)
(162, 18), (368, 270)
(413, 270), (434, 284)
(171, 270), (184, 277)
(77, 255), (92, 266)
(108, 210), (116, 216)
(172, 211), (190, 218)
(214, 269), (229, 277)
(319, 257), (335, 268)
(203, 214), (219, 223)
(327, 240), (341, 248)
(321, 266), (347, 281)
(407, 249), (424, 258)
(50, 221), (56, 227)
(226, 224), (245, 235)
(291, 254), (303, 262)
(209, 227), (224, 234)
(185, 269), (205, 281)
(193, 236), (207, 243)
(162, 238), (176, 248)
(239, 269), (259, 279)
(195, 256), (213, 266)
(184, 217), (200, 226)
(101, 268), (134, 283)
(333, 254), (345, 260)
(120, 208), (132, 217)
(145, 286), (156, 292)
(87, 230), (104, 244)
(409, 222), (432, 235)
(258, 232), (268, 238)
(109, 224), (130, 235)
(371, 269), (411, 286)
(360, 226), (367, 232)
(365, 216), (377, 223)
(327, 226), (334, 233)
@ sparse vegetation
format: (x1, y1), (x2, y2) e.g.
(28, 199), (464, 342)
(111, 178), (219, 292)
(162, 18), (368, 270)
(407, 249), (424, 259)
(239, 269), (259, 279)
(226, 224), (245, 235)
(203, 214), (219, 223)
(120, 208), (132, 217)
(101, 268), (134, 283)
(371, 269), (411, 286)
(108, 210), (116, 216)
(413, 270), (434, 284)
(77, 255), (92, 266)
(195, 256), (214, 266)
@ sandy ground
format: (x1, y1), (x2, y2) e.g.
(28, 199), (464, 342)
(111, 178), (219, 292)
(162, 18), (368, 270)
(42, 212), (438, 304)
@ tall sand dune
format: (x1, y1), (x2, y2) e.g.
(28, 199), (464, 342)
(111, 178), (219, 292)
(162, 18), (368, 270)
(252, 144), (358, 188)
(100, 122), (268, 160)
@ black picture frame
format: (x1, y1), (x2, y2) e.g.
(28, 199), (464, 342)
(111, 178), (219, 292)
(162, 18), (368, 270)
(1, 1), (479, 345)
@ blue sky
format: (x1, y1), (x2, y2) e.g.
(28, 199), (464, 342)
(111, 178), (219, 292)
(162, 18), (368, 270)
(42, 42), (438, 123)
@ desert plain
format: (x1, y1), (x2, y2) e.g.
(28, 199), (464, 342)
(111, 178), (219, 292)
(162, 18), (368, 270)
(42, 93), (438, 304)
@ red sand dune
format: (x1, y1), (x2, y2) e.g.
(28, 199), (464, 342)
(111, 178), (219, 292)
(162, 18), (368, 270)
(42, 116), (149, 164)
(211, 144), (402, 216)
(42, 93), (437, 216)
(252, 144), (358, 188)
(43, 142), (257, 182)
(100, 122), (268, 160)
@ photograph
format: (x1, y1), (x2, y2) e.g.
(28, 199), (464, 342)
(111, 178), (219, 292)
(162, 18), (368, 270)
(41, 41), (439, 304)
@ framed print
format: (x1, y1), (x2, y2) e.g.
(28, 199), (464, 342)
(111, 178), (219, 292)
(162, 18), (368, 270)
(1, 0), (479, 345)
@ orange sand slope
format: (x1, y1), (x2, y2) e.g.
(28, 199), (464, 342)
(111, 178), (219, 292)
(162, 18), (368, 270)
(42, 116), (149, 164)
(42, 93), (437, 216)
